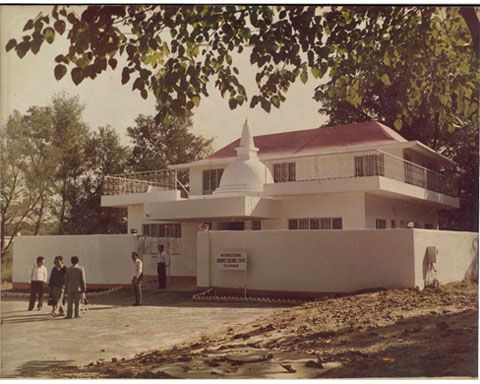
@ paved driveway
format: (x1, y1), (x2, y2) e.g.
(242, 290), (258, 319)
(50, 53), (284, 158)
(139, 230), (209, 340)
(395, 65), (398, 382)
(1, 288), (283, 378)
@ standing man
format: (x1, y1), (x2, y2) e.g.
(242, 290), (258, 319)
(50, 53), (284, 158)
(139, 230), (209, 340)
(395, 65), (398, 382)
(28, 256), (48, 311)
(65, 256), (86, 319)
(131, 252), (143, 306)
(49, 256), (67, 317)
(157, 244), (170, 289)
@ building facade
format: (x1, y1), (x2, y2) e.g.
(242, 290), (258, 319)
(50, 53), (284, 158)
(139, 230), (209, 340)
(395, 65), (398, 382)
(101, 120), (460, 280)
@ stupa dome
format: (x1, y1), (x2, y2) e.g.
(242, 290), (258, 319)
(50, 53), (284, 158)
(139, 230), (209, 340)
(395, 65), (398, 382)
(213, 120), (271, 195)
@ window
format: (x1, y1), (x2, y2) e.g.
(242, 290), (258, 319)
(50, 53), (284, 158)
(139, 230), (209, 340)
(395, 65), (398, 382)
(299, 218), (309, 229)
(332, 218), (343, 229)
(391, 220), (397, 229)
(424, 223), (434, 229)
(288, 217), (343, 230)
(288, 219), (298, 230)
(273, 162), (296, 182)
(142, 224), (151, 236)
(376, 219), (387, 229)
(309, 218), (320, 230)
(202, 168), (224, 194)
(142, 223), (182, 238)
(355, 154), (385, 177)
(400, 220), (406, 228)
(251, 220), (261, 230)
(320, 218), (332, 229)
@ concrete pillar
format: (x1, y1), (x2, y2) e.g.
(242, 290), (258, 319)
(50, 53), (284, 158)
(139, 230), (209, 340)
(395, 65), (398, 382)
(197, 231), (211, 288)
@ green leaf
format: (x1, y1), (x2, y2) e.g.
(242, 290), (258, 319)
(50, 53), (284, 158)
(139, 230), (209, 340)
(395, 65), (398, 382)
(311, 67), (321, 79)
(393, 119), (402, 130)
(5, 39), (16, 52)
(300, 69), (308, 84)
(71, 67), (84, 85)
(380, 73), (391, 86)
(271, 95), (280, 108)
(54, 20), (66, 35)
(191, 95), (201, 107)
(43, 27), (56, 44)
(54, 64), (67, 80)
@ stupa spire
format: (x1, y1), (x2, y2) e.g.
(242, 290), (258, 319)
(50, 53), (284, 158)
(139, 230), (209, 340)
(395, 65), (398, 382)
(240, 118), (255, 148)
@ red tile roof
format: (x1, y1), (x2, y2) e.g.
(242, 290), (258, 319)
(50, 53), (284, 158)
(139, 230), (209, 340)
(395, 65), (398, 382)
(207, 121), (406, 160)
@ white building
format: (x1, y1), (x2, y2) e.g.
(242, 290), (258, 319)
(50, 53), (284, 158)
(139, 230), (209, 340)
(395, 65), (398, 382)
(13, 120), (477, 294)
(100, 121), (460, 277)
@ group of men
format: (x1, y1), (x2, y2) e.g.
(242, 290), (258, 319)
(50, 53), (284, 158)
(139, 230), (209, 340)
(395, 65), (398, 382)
(130, 244), (170, 306)
(29, 255), (86, 318)
(29, 244), (170, 313)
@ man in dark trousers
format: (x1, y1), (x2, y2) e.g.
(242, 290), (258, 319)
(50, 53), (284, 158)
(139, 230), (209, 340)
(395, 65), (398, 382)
(131, 252), (143, 305)
(65, 256), (86, 319)
(157, 245), (170, 289)
(28, 256), (48, 310)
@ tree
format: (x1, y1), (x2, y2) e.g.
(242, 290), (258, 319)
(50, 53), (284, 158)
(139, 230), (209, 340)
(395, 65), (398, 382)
(5, 6), (478, 124)
(0, 107), (59, 257)
(127, 107), (212, 172)
(62, 126), (129, 234)
(312, 8), (479, 230)
(50, 94), (90, 234)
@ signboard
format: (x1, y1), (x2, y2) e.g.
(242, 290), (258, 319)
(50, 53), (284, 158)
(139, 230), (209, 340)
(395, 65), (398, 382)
(216, 251), (247, 271)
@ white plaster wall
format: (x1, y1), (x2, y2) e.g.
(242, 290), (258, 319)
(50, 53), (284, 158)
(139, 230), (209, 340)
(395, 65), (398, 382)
(272, 192), (366, 229)
(365, 193), (439, 229)
(128, 205), (144, 234)
(13, 235), (138, 285)
(198, 229), (416, 293)
(171, 223), (198, 277)
(412, 230), (478, 289)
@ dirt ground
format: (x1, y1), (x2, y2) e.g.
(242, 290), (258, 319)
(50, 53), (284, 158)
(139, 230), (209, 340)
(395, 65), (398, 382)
(0, 287), (282, 378)
(14, 281), (477, 379)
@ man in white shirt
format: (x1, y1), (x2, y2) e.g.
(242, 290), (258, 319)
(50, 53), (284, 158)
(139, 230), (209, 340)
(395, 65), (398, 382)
(157, 245), (170, 289)
(28, 256), (48, 310)
(131, 252), (143, 306)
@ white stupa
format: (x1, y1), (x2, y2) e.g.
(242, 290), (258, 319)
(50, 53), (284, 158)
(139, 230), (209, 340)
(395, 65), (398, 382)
(213, 119), (271, 195)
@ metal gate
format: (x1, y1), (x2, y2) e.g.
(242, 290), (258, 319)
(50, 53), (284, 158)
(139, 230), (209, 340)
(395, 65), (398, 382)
(139, 235), (181, 276)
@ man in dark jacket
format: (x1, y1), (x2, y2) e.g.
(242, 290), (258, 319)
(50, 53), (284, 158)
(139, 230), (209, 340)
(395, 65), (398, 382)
(49, 256), (66, 317)
(65, 256), (86, 319)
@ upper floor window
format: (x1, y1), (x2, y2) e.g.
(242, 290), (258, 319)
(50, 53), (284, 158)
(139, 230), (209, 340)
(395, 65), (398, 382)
(424, 223), (434, 229)
(202, 168), (224, 195)
(376, 219), (387, 229)
(273, 162), (296, 182)
(355, 154), (385, 177)
(289, 217), (343, 230)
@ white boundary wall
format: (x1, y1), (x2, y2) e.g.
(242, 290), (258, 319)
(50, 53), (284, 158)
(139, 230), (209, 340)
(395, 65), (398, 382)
(13, 235), (139, 286)
(198, 229), (478, 293)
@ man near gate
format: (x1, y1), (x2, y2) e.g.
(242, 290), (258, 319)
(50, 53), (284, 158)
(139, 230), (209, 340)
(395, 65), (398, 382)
(131, 252), (143, 306)
(157, 245), (170, 289)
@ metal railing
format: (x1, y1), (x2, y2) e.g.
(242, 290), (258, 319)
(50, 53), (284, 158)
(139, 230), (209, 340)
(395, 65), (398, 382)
(102, 169), (179, 195)
(264, 150), (457, 197)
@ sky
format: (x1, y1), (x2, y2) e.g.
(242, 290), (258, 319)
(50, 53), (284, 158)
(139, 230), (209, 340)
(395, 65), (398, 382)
(0, 5), (328, 151)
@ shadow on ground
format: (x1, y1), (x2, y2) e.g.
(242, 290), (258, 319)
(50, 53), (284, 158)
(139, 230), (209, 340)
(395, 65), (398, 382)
(12, 360), (77, 378)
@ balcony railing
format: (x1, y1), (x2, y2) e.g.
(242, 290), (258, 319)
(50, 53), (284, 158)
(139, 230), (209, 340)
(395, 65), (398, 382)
(265, 150), (457, 197)
(102, 170), (178, 195)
